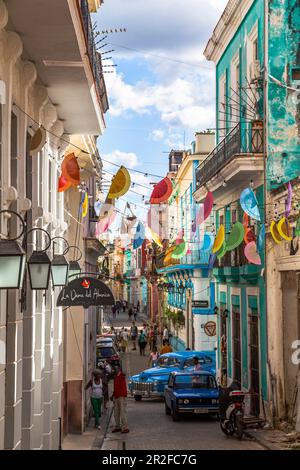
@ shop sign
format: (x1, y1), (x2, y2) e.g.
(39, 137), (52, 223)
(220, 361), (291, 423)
(192, 300), (209, 308)
(57, 277), (115, 308)
(204, 321), (217, 337)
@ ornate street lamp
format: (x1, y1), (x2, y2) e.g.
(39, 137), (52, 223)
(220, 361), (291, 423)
(27, 228), (52, 290)
(67, 245), (82, 281)
(0, 210), (26, 289)
(51, 237), (69, 287)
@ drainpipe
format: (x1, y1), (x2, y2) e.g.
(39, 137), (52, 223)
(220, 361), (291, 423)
(263, 0), (276, 425)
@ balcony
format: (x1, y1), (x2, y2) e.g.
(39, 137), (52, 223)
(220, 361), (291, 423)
(80, 0), (109, 114)
(195, 122), (264, 194)
(213, 244), (261, 284)
(155, 247), (210, 272)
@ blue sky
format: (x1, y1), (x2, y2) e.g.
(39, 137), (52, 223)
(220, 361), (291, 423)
(93, 0), (228, 228)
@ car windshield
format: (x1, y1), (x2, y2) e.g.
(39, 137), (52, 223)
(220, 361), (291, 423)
(174, 375), (217, 389)
(97, 347), (114, 358)
(157, 357), (181, 368)
(183, 356), (213, 368)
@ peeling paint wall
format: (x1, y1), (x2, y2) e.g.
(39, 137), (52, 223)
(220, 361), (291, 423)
(267, 0), (300, 188)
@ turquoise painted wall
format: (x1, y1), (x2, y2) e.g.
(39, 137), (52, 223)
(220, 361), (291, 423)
(267, 0), (300, 188)
(216, 0), (264, 143)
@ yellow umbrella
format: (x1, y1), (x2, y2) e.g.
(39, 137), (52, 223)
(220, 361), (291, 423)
(108, 166), (131, 199)
(212, 225), (225, 253)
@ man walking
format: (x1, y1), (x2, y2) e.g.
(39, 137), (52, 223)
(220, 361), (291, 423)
(130, 322), (138, 350)
(111, 365), (129, 434)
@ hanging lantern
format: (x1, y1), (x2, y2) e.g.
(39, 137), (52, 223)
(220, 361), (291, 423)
(67, 246), (82, 281)
(27, 228), (52, 290)
(51, 237), (69, 287)
(0, 210), (26, 289)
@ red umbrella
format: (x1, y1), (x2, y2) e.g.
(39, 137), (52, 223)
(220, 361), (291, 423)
(150, 177), (173, 204)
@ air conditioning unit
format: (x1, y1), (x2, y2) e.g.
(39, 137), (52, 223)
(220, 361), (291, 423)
(250, 60), (261, 82)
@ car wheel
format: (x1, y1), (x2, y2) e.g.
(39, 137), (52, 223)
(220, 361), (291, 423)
(134, 395), (142, 402)
(171, 403), (180, 422)
(165, 402), (171, 415)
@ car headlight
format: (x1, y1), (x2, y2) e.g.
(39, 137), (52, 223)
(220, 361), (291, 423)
(178, 399), (183, 404)
(211, 399), (218, 404)
(184, 399), (189, 404)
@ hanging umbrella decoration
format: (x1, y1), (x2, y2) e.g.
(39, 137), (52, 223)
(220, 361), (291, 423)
(145, 225), (163, 248)
(199, 233), (215, 252)
(257, 224), (265, 252)
(270, 220), (282, 244)
(58, 175), (72, 193)
(225, 222), (245, 251)
(171, 240), (188, 260)
(133, 222), (145, 250)
(61, 152), (81, 187)
(81, 191), (89, 218)
(244, 241), (262, 265)
(277, 217), (293, 241)
(94, 200), (102, 217)
(212, 225), (225, 253)
(96, 210), (117, 234)
(150, 177), (173, 204)
(107, 166), (131, 199)
(240, 188), (261, 221)
(30, 127), (47, 156)
(243, 213), (256, 244)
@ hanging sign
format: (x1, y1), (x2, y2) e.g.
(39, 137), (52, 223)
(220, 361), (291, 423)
(192, 300), (209, 308)
(57, 277), (115, 308)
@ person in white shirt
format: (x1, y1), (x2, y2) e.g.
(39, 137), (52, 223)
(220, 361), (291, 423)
(163, 326), (169, 341)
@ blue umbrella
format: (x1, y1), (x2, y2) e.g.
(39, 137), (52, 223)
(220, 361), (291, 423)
(240, 188), (261, 221)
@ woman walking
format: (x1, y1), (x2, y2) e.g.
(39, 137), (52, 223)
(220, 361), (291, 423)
(85, 370), (105, 429)
(138, 329), (147, 356)
(148, 346), (159, 367)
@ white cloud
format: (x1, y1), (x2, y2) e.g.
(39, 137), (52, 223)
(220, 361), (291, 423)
(164, 133), (185, 149)
(150, 129), (165, 141)
(102, 149), (139, 170)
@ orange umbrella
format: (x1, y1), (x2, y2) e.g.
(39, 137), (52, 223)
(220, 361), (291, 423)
(58, 174), (72, 192)
(61, 152), (80, 186)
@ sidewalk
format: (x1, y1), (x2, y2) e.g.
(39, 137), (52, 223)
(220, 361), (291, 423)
(244, 427), (300, 450)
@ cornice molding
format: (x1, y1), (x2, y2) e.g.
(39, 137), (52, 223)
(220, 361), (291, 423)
(204, 0), (256, 64)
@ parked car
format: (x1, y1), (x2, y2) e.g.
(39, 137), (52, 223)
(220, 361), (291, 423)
(96, 342), (121, 369)
(164, 371), (219, 421)
(128, 351), (216, 401)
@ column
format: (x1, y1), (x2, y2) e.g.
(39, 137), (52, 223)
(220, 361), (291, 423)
(42, 289), (53, 449)
(0, 291), (6, 449)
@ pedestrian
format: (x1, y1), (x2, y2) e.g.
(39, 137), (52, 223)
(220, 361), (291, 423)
(130, 322), (138, 350)
(138, 329), (147, 356)
(111, 365), (129, 434)
(148, 328), (154, 351)
(193, 356), (202, 371)
(122, 300), (126, 313)
(97, 362), (110, 409)
(112, 305), (116, 319)
(148, 346), (159, 367)
(128, 305), (133, 321)
(85, 369), (105, 429)
(120, 328), (129, 352)
(137, 300), (140, 313)
(133, 306), (138, 321)
(163, 325), (169, 342)
(160, 340), (173, 355)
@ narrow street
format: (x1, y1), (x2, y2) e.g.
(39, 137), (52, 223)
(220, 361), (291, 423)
(101, 310), (264, 451)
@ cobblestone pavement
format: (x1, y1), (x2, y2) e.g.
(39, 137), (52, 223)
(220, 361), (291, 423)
(101, 310), (265, 451)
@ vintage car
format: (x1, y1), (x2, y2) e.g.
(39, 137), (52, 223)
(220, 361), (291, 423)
(128, 351), (216, 401)
(164, 371), (219, 421)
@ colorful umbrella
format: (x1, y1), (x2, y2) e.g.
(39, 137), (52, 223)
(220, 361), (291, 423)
(285, 182), (293, 218)
(61, 152), (80, 187)
(199, 233), (214, 252)
(295, 216), (300, 237)
(133, 222), (145, 250)
(270, 221), (282, 244)
(58, 174), (71, 192)
(145, 225), (163, 248)
(164, 246), (176, 266)
(257, 224), (265, 252)
(277, 217), (292, 241)
(204, 191), (214, 221)
(240, 188), (261, 221)
(217, 242), (227, 259)
(81, 191), (88, 218)
(94, 200), (102, 217)
(225, 222), (245, 251)
(30, 127), (46, 156)
(244, 241), (262, 265)
(208, 253), (217, 269)
(150, 177), (173, 204)
(171, 241), (188, 259)
(96, 211), (117, 235)
(212, 225), (225, 253)
(107, 166), (131, 199)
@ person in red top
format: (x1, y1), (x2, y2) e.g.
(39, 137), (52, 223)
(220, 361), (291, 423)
(111, 365), (129, 433)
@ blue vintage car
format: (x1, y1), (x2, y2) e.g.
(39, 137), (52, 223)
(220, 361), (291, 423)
(164, 371), (219, 421)
(128, 351), (216, 401)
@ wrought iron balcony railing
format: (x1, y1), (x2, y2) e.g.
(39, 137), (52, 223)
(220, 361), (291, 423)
(195, 122), (263, 188)
(217, 244), (248, 268)
(80, 0), (109, 114)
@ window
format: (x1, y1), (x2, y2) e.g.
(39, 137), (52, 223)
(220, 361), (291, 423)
(174, 374), (217, 389)
(157, 357), (180, 368)
(253, 39), (258, 61)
